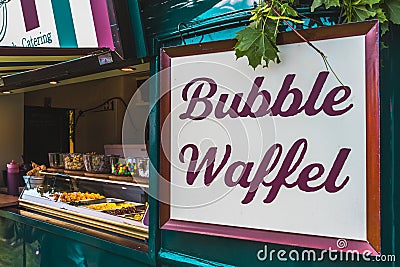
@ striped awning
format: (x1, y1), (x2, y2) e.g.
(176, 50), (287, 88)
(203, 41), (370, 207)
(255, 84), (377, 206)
(0, 46), (104, 77)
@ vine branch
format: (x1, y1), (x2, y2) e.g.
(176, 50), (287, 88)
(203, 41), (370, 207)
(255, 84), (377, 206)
(264, 0), (345, 86)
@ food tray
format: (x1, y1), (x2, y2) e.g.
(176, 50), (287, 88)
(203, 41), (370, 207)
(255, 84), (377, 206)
(85, 201), (140, 211)
(67, 197), (107, 206)
(102, 206), (137, 216)
(58, 191), (105, 205)
(122, 212), (146, 222)
(106, 198), (125, 203)
(132, 203), (146, 211)
(86, 202), (121, 211)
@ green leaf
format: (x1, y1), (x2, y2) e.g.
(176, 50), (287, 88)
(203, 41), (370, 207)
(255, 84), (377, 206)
(342, 0), (386, 22)
(358, 0), (380, 7)
(385, 0), (400, 24)
(250, 4), (270, 21)
(373, 7), (389, 34)
(352, 5), (377, 21)
(375, 6), (388, 22)
(235, 49), (246, 59)
(380, 21), (389, 35)
(281, 3), (298, 16)
(235, 25), (263, 51)
(311, 0), (340, 12)
(234, 23), (280, 69)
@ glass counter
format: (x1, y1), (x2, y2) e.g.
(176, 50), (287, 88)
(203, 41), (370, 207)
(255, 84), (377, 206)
(19, 172), (149, 241)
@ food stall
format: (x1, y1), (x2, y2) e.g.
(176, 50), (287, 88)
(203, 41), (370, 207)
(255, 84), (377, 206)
(21, 149), (150, 233)
(0, 52), (152, 263)
(0, 57), (153, 266)
(0, 1), (399, 267)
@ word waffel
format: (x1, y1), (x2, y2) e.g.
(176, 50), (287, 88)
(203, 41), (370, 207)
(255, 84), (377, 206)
(179, 138), (351, 204)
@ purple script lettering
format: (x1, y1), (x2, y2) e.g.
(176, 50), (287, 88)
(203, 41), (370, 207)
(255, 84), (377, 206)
(179, 78), (217, 120)
(179, 139), (351, 204)
(179, 71), (353, 120)
(179, 144), (231, 186)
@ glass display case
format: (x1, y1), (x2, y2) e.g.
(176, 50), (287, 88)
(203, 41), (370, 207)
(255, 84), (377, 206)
(18, 172), (149, 241)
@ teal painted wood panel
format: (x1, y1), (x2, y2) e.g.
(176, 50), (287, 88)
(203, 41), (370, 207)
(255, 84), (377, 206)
(127, 0), (148, 58)
(160, 230), (395, 267)
(139, 0), (222, 38)
(0, 217), (31, 266)
(379, 24), (400, 265)
(0, 212), (152, 267)
(50, 0), (78, 47)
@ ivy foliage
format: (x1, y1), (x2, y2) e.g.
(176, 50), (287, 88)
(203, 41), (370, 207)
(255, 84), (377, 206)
(234, 0), (303, 69)
(312, 0), (400, 34)
(235, 0), (400, 69)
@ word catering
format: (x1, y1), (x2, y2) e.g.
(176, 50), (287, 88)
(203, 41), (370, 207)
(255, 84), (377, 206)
(22, 31), (52, 47)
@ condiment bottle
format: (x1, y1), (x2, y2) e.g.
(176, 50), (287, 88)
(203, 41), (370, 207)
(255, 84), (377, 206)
(7, 160), (19, 196)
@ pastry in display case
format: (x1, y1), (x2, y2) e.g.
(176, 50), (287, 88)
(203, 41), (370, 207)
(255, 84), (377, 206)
(64, 153), (85, 170)
(46, 152), (149, 183)
(19, 172), (149, 240)
(83, 153), (112, 173)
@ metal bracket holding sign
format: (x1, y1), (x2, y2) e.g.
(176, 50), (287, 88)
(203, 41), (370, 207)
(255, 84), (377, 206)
(159, 21), (380, 255)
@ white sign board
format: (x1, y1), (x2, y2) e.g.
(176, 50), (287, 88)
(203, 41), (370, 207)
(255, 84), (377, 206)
(160, 21), (380, 254)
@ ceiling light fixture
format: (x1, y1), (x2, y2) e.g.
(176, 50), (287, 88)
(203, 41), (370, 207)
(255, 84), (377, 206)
(49, 81), (59, 85)
(1, 90), (12, 94)
(121, 67), (135, 72)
